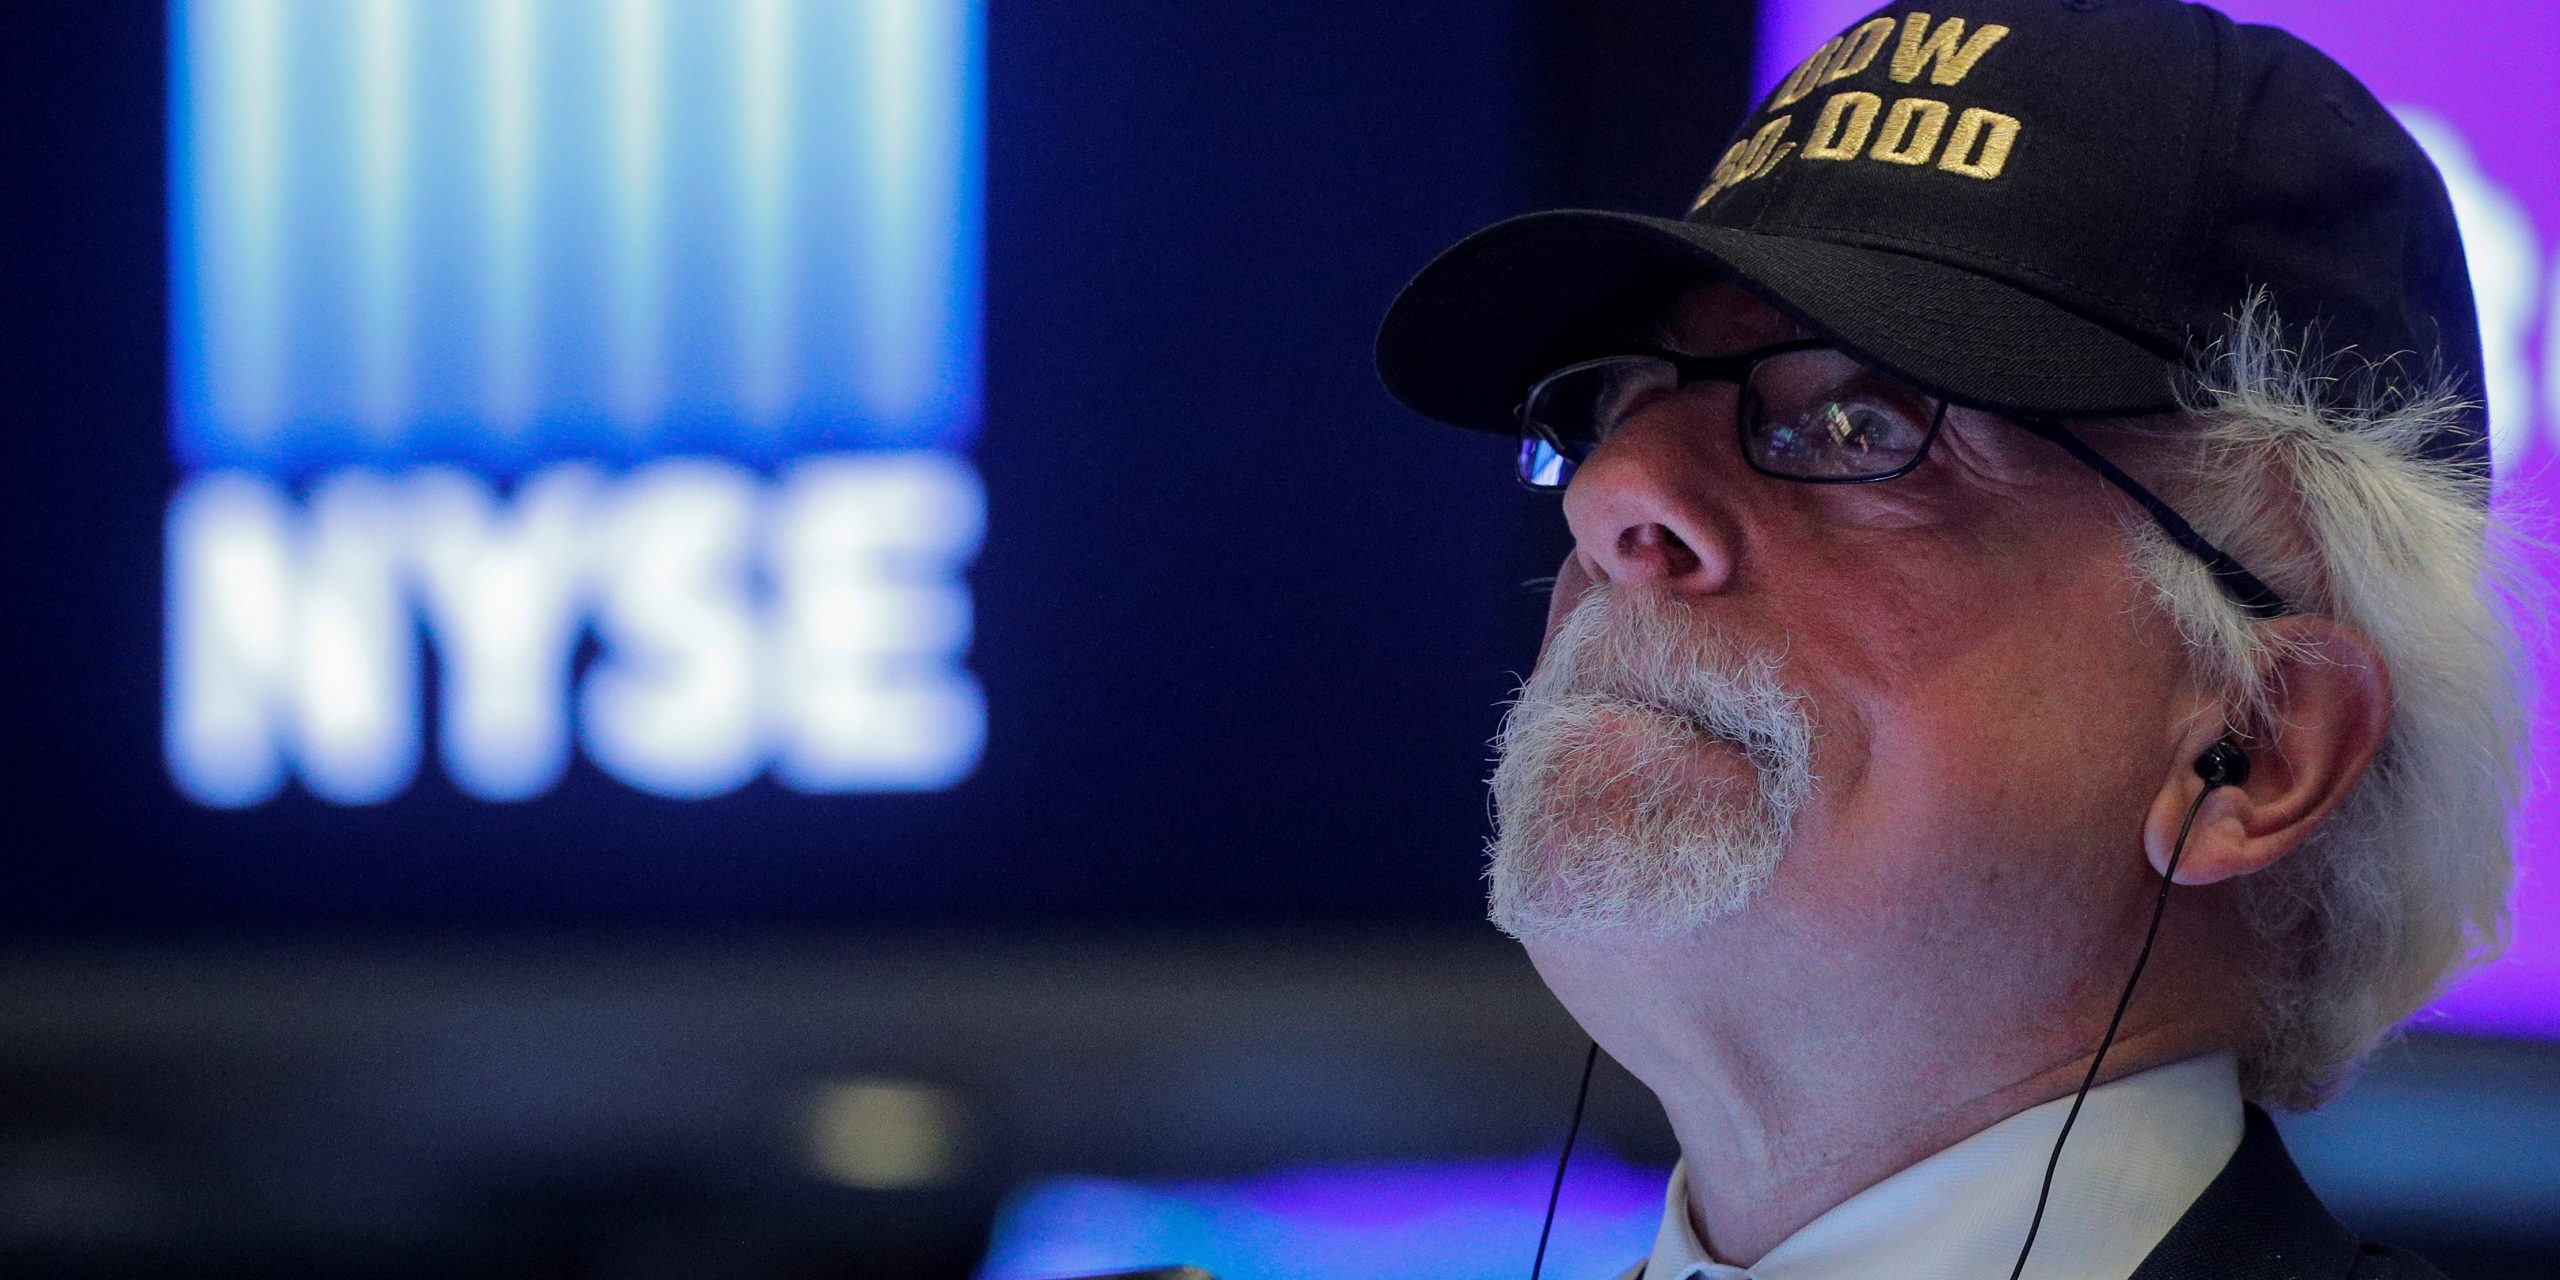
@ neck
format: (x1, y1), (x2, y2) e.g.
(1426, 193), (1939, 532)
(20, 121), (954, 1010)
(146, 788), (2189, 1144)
(1660, 1022), (2222, 1264)
(1524, 902), (2251, 1265)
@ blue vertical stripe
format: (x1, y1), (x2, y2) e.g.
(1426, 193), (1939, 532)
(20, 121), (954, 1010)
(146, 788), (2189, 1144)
(853, 0), (983, 445)
(736, 0), (794, 431)
(353, 0), (413, 439)
(604, 0), (668, 438)
(480, 0), (538, 435)
(171, 0), (985, 475)
(173, 0), (289, 463)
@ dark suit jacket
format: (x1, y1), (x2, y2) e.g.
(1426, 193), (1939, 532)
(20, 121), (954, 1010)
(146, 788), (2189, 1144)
(2130, 1105), (2445, 1280)
(1620, 1105), (2447, 1280)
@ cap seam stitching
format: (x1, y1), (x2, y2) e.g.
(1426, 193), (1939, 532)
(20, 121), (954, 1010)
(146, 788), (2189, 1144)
(2189, 7), (2239, 347)
(2158, 4), (2212, 319)
(1746, 218), (2184, 340)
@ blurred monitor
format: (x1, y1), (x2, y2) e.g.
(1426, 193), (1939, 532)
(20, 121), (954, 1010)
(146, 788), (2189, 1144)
(16, 0), (1537, 934)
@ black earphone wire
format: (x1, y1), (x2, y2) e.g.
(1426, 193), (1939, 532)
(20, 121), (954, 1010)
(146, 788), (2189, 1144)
(1530, 768), (2231, 1280)
(2005, 781), (2213, 1280)
(1531, 1039), (1602, 1280)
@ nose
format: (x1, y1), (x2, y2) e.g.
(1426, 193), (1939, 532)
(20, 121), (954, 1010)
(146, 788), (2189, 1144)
(1559, 413), (1745, 593)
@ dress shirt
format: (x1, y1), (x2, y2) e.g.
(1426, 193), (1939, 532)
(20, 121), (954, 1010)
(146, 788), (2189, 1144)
(1639, 1051), (2243, 1280)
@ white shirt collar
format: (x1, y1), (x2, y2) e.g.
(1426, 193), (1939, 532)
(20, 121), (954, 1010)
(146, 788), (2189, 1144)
(1642, 1052), (2243, 1280)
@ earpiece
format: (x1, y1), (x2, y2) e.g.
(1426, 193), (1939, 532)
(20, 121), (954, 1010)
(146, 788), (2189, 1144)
(1541, 730), (2264, 1280)
(2008, 733), (2252, 1280)
(2192, 738), (2251, 790)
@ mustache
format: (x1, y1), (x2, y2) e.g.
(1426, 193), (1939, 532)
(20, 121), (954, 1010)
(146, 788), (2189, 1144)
(1525, 587), (1810, 766)
(1485, 583), (1819, 939)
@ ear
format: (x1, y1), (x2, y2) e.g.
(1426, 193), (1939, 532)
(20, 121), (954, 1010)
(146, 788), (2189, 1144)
(2143, 618), (2392, 885)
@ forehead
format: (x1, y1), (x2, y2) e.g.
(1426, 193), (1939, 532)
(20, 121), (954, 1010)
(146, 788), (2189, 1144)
(1658, 278), (1807, 353)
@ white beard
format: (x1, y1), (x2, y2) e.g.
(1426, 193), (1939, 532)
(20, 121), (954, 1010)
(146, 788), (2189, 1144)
(1486, 585), (1817, 940)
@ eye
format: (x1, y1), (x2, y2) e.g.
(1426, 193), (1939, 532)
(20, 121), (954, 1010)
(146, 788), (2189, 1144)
(1798, 399), (1920, 456)
(1756, 397), (1930, 476)
(1744, 356), (1939, 481)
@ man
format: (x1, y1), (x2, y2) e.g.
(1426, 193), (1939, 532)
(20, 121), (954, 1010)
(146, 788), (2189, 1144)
(1375, 2), (2523, 1278)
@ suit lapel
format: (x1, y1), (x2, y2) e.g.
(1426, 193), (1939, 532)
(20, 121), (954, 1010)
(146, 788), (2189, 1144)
(1625, 1106), (2359, 1280)
(2130, 1105), (2360, 1280)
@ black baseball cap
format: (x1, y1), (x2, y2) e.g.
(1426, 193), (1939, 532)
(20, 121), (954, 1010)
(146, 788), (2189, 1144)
(1375, 0), (2487, 476)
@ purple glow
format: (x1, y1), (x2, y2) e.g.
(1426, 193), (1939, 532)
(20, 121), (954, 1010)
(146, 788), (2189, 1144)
(976, 1151), (1667, 1280)
(1755, 1), (2560, 1039)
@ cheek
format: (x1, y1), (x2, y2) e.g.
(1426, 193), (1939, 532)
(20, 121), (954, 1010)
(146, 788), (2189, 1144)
(1543, 553), (1600, 647)
(1771, 567), (2184, 917)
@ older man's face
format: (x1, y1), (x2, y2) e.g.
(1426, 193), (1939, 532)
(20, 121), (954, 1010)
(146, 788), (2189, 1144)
(1497, 280), (2212, 962)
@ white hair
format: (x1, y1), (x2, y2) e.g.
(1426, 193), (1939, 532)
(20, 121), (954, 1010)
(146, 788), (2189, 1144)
(2123, 296), (2529, 1109)
(1485, 587), (1818, 939)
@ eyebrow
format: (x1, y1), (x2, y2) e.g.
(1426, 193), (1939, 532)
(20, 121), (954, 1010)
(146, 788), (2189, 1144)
(1652, 302), (1814, 358)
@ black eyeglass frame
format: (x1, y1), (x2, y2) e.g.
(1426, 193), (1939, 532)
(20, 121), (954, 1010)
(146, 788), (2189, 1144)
(2016, 416), (2291, 619)
(1514, 340), (2294, 620)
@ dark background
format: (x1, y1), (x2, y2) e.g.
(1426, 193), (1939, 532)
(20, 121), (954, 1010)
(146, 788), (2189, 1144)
(6, 2), (2557, 1278)
(7, 0), (1745, 936)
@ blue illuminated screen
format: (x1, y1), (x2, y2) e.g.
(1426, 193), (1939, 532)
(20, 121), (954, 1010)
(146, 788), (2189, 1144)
(167, 0), (986, 807)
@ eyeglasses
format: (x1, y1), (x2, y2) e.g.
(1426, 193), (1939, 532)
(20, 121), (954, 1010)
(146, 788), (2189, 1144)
(1515, 340), (2292, 618)
(1519, 339), (1951, 488)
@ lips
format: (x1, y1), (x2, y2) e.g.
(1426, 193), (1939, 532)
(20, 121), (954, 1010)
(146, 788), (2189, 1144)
(1584, 683), (1763, 756)
(1560, 697), (1763, 789)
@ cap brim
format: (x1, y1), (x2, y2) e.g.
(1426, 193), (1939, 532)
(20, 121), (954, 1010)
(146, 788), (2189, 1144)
(1375, 209), (2185, 433)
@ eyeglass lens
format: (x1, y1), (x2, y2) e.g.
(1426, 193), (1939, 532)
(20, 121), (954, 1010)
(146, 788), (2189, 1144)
(1741, 349), (1940, 481)
(1515, 348), (1941, 489)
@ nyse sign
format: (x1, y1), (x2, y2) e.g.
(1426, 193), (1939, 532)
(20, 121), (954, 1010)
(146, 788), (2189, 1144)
(169, 0), (985, 806)
(169, 455), (983, 806)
